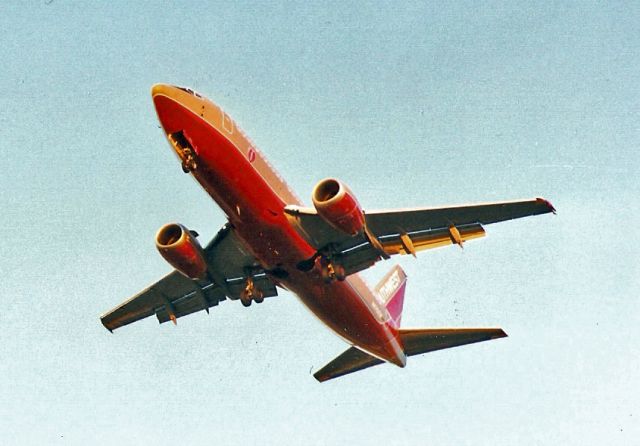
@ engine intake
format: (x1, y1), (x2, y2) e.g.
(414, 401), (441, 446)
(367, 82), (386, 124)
(156, 223), (208, 279)
(312, 178), (365, 236)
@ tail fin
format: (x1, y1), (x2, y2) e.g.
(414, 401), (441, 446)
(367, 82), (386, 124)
(374, 265), (407, 328)
(314, 328), (507, 382)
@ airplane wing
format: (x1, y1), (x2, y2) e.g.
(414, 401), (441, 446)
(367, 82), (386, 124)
(100, 224), (277, 332)
(285, 198), (555, 276)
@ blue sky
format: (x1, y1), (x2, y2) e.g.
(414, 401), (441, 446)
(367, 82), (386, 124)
(1, 1), (638, 444)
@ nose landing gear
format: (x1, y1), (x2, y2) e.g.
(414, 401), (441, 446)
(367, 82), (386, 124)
(181, 148), (197, 173)
(168, 130), (198, 173)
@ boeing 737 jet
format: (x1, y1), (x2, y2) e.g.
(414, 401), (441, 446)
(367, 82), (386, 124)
(101, 84), (555, 381)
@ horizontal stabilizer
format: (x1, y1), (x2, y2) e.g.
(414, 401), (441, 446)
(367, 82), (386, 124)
(399, 327), (507, 356)
(314, 328), (506, 382)
(314, 347), (383, 382)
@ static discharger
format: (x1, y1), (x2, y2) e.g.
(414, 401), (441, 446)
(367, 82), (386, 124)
(448, 225), (464, 248)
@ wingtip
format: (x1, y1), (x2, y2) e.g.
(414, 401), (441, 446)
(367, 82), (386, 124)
(313, 372), (328, 383)
(536, 197), (557, 215)
(100, 316), (114, 333)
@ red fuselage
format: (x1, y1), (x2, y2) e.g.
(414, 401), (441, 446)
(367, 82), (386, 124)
(152, 84), (405, 366)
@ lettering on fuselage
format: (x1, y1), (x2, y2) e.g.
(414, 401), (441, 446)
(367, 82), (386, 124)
(377, 270), (401, 304)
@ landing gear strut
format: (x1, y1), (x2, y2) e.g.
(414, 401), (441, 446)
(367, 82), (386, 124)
(296, 246), (347, 284)
(181, 148), (197, 173)
(317, 256), (346, 283)
(168, 131), (198, 173)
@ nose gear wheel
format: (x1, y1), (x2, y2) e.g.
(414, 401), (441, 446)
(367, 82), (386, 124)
(181, 148), (197, 173)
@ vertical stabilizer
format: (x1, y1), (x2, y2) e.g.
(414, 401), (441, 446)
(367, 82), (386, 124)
(374, 265), (407, 328)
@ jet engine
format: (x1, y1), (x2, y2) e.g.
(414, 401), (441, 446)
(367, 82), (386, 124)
(312, 178), (365, 236)
(155, 223), (208, 280)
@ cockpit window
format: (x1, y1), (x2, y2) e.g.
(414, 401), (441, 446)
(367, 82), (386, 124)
(176, 86), (202, 98)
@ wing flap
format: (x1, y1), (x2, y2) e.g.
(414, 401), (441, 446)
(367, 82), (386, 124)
(155, 283), (227, 324)
(379, 223), (485, 255)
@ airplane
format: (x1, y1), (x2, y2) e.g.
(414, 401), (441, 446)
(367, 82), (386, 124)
(100, 84), (555, 382)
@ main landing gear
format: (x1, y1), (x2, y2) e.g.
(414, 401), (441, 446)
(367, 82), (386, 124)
(240, 277), (264, 307)
(296, 250), (347, 284)
(317, 256), (346, 283)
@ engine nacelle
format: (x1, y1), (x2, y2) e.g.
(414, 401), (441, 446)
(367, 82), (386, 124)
(155, 223), (208, 280)
(312, 178), (365, 236)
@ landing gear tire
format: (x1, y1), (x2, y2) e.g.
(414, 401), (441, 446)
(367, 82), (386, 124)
(240, 289), (253, 307)
(318, 256), (345, 283)
(240, 278), (264, 306)
(334, 264), (346, 281)
(320, 263), (333, 284)
(181, 153), (197, 173)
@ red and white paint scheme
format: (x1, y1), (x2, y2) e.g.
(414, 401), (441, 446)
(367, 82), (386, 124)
(101, 84), (556, 382)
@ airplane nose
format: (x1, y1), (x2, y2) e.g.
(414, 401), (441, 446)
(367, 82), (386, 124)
(151, 83), (172, 98)
(152, 83), (201, 100)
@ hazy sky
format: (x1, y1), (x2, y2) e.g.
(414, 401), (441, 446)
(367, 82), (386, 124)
(1, 1), (638, 445)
